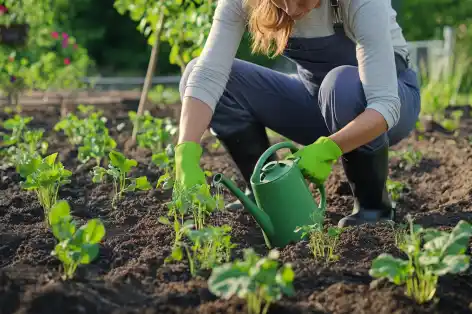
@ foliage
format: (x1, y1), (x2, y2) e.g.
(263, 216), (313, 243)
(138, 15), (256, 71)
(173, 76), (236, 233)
(370, 215), (472, 304)
(295, 224), (343, 264)
(113, 0), (216, 71)
(160, 219), (236, 276)
(48, 200), (106, 280)
(153, 144), (176, 190)
(92, 150), (152, 207)
(128, 110), (177, 153)
(389, 146), (423, 171)
(0, 2), (92, 94)
(208, 249), (295, 314)
(55, 105), (117, 165)
(18, 153), (72, 219)
(386, 178), (407, 204)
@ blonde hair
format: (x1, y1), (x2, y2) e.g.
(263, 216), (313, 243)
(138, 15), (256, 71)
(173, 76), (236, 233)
(243, 0), (294, 57)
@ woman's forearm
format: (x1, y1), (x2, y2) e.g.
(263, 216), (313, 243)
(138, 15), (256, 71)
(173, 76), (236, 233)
(177, 96), (214, 144)
(329, 108), (388, 154)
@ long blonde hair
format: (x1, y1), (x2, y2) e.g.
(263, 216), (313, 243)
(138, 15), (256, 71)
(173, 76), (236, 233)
(243, 0), (294, 57)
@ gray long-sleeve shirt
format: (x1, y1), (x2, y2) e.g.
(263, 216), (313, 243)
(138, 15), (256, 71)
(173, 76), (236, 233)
(183, 0), (410, 130)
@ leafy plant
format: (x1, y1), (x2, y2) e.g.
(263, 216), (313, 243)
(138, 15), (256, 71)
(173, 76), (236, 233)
(92, 150), (152, 207)
(208, 249), (295, 314)
(129, 110), (177, 153)
(48, 200), (106, 280)
(168, 183), (223, 230)
(54, 105), (103, 146)
(18, 153), (72, 220)
(386, 178), (407, 206)
(389, 146), (423, 170)
(370, 215), (472, 304)
(295, 224), (343, 264)
(161, 221), (236, 276)
(153, 144), (175, 190)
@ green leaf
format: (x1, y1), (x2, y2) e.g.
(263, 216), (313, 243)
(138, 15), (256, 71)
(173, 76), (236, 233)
(208, 263), (252, 300)
(158, 216), (171, 225)
(135, 176), (152, 190)
(171, 246), (183, 261)
(78, 243), (100, 264)
(369, 253), (410, 285)
(48, 200), (71, 225)
(433, 254), (470, 276)
(78, 219), (106, 244)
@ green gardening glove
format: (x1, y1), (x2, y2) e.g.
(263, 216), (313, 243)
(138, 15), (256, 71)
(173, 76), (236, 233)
(289, 136), (343, 185)
(174, 141), (216, 209)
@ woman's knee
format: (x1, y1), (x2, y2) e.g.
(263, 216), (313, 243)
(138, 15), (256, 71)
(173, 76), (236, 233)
(179, 57), (199, 100)
(318, 65), (366, 129)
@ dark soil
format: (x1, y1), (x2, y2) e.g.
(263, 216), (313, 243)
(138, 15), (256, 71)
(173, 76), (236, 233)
(1, 102), (472, 314)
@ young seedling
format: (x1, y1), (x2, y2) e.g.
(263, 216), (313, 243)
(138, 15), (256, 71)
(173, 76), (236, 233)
(18, 153), (72, 221)
(295, 224), (343, 264)
(208, 248), (295, 314)
(386, 178), (407, 207)
(129, 110), (177, 153)
(48, 200), (106, 280)
(369, 215), (472, 304)
(92, 150), (152, 207)
(153, 144), (176, 190)
(168, 183), (223, 230)
(54, 105), (103, 146)
(389, 146), (423, 170)
(164, 223), (237, 276)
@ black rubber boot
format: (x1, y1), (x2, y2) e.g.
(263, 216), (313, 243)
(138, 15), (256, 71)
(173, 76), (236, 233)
(212, 124), (275, 210)
(337, 144), (395, 228)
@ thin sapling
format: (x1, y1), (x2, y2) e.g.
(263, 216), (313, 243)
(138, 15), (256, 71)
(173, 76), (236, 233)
(295, 223), (343, 264)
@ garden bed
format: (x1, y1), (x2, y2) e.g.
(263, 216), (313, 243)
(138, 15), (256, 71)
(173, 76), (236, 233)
(1, 102), (472, 314)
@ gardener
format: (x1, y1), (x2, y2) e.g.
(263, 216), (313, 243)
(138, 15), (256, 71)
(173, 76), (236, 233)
(175, 0), (421, 227)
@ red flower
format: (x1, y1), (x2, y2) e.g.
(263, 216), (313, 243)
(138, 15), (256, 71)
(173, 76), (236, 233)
(0, 5), (7, 14)
(62, 38), (69, 48)
(62, 32), (69, 40)
(51, 31), (59, 39)
(64, 58), (71, 65)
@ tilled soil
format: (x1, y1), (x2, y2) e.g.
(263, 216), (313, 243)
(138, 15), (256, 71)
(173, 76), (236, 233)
(1, 103), (472, 314)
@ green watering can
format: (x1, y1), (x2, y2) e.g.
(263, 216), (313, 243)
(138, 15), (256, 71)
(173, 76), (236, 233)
(213, 141), (327, 248)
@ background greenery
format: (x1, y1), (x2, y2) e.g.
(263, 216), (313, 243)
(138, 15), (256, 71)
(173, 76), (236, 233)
(1, 0), (471, 78)
(49, 0), (471, 76)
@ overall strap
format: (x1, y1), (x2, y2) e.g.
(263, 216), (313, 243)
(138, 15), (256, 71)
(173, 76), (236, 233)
(330, 0), (343, 27)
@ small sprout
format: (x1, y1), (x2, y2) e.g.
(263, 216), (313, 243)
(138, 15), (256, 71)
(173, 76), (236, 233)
(389, 146), (423, 170)
(49, 201), (106, 280)
(129, 110), (177, 153)
(208, 248), (295, 314)
(165, 224), (237, 276)
(92, 150), (152, 207)
(370, 215), (472, 304)
(19, 153), (72, 222)
(386, 178), (407, 205)
(153, 144), (175, 190)
(295, 224), (343, 264)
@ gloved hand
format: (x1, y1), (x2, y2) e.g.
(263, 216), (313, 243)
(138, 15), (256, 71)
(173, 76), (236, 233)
(174, 141), (216, 209)
(289, 136), (343, 185)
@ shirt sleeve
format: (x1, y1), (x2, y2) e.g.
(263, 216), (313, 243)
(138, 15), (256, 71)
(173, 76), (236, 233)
(349, 0), (401, 130)
(183, 0), (247, 112)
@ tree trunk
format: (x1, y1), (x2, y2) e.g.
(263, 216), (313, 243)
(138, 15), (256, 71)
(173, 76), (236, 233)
(129, 11), (166, 147)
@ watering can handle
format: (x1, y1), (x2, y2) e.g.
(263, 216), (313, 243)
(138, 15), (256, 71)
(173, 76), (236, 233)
(252, 141), (327, 211)
(252, 141), (299, 184)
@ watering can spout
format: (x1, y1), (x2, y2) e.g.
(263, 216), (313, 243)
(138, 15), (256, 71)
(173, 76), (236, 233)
(213, 173), (275, 237)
